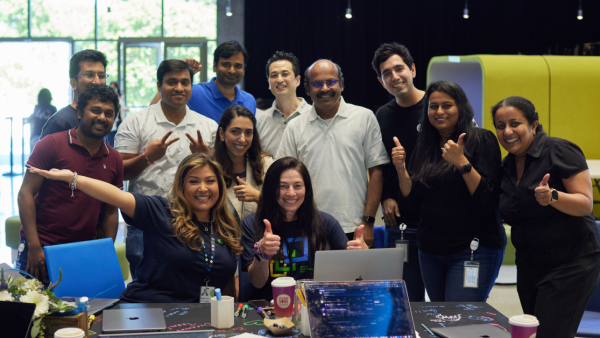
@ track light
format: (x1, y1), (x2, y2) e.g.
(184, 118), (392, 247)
(226, 0), (232, 17)
(463, 0), (469, 19)
(577, 0), (583, 20)
(345, 0), (352, 19)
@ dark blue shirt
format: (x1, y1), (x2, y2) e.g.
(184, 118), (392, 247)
(120, 193), (237, 303)
(40, 105), (79, 139)
(188, 77), (256, 123)
(241, 211), (348, 300)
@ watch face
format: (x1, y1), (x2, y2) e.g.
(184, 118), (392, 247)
(552, 189), (559, 200)
(462, 163), (472, 174)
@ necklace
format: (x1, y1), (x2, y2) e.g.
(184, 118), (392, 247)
(202, 223), (215, 287)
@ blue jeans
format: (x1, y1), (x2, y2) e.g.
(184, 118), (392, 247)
(126, 225), (144, 280)
(385, 226), (425, 302)
(418, 246), (505, 302)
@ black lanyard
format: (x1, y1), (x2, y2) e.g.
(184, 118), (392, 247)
(201, 222), (215, 287)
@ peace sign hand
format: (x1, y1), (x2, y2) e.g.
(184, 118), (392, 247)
(185, 129), (210, 154)
(146, 131), (180, 163)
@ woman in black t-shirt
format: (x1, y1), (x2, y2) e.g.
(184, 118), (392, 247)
(241, 157), (366, 300)
(394, 81), (506, 302)
(492, 96), (600, 338)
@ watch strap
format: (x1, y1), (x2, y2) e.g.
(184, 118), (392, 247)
(362, 215), (376, 224)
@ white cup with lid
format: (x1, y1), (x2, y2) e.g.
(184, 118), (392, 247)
(54, 327), (85, 338)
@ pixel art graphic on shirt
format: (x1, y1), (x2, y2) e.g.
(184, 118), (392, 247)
(270, 237), (311, 277)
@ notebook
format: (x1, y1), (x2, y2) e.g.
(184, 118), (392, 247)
(0, 301), (37, 338)
(102, 308), (167, 333)
(303, 280), (416, 338)
(313, 247), (404, 281)
(431, 323), (511, 338)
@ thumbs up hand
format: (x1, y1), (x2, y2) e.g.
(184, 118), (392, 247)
(534, 173), (552, 206)
(234, 177), (261, 202)
(442, 133), (468, 168)
(347, 224), (369, 250)
(259, 219), (281, 256)
(391, 137), (406, 170)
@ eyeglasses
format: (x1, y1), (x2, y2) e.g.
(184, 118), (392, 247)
(310, 79), (339, 89)
(76, 71), (109, 80)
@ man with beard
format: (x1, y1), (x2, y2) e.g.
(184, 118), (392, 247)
(277, 60), (389, 247)
(17, 84), (123, 282)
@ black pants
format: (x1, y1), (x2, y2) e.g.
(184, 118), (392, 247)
(517, 252), (600, 338)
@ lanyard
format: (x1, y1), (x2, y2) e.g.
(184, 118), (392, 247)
(469, 238), (479, 261)
(201, 222), (215, 287)
(399, 223), (407, 241)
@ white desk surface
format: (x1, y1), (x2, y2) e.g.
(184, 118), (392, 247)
(587, 160), (600, 179)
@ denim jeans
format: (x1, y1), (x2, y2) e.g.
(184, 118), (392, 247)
(385, 226), (425, 302)
(126, 225), (144, 280)
(418, 246), (505, 302)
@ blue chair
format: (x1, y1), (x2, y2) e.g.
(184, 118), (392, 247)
(576, 221), (600, 337)
(44, 238), (125, 299)
(374, 225), (385, 248)
(238, 258), (252, 302)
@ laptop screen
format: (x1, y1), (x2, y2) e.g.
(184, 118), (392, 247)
(0, 301), (37, 338)
(304, 280), (416, 338)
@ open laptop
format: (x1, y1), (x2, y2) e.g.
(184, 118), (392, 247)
(0, 301), (37, 338)
(304, 280), (416, 338)
(313, 247), (404, 281)
(98, 331), (214, 337)
(102, 308), (167, 333)
(432, 324), (511, 338)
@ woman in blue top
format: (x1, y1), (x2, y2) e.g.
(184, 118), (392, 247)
(28, 153), (242, 303)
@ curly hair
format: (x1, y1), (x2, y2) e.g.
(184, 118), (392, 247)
(76, 84), (121, 117)
(169, 153), (243, 254)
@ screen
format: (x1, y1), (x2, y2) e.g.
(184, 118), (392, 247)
(0, 301), (36, 338)
(304, 280), (415, 338)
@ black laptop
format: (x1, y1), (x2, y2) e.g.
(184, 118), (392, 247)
(0, 301), (37, 338)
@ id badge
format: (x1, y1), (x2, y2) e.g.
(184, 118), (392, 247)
(395, 240), (409, 262)
(463, 261), (480, 288)
(200, 286), (215, 303)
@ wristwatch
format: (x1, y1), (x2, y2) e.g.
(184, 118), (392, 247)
(362, 215), (376, 224)
(551, 189), (559, 203)
(460, 163), (473, 175)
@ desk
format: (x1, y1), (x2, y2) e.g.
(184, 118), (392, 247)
(89, 302), (510, 337)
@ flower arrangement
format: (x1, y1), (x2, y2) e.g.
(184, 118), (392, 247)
(0, 267), (79, 338)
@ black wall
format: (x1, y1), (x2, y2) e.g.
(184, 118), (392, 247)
(244, 0), (600, 111)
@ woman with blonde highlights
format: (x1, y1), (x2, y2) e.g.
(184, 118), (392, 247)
(28, 153), (242, 303)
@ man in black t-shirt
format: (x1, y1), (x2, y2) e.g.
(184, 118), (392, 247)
(372, 43), (426, 302)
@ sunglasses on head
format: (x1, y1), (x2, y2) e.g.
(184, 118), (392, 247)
(310, 79), (339, 89)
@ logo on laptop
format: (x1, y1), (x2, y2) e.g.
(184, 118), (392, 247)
(126, 317), (139, 320)
(355, 276), (363, 281)
(276, 294), (291, 309)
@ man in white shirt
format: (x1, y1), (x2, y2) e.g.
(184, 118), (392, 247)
(256, 51), (311, 155)
(115, 60), (217, 278)
(277, 60), (389, 246)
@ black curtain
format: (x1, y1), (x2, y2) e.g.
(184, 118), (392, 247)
(244, 0), (600, 112)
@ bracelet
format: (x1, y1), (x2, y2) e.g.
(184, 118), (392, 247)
(254, 240), (272, 261)
(143, 152), (155, 165)
(395, 163), (406, 171)
(69, 172), (78, 198)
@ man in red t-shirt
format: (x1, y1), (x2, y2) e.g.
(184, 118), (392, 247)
(17, 84), (124, 282)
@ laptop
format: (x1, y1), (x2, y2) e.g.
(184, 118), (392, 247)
(102, 308), (167, 333)
(432, 324), (511, 338)
(0, 301), (37, 338)
(313, 247), (404, 281)
(98, 330), (214, 337)
(304, 280), (416, 338)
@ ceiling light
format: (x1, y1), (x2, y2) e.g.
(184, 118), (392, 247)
(463, 0), (469, 19)
(226, 0), (232, 17)
(346, 0), (352, 19)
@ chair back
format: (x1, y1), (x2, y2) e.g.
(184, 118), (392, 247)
(584, 221), (600, 312)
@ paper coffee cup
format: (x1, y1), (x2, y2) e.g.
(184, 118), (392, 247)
(509, 315), (539, 338)
(54, 327), (85, 338)
(272, 277), (296, 318)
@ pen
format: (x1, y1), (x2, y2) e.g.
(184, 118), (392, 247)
(421, 323), (436, 336)
(215, 288), (222, 301)
(296, 288), (307, 307)
(241, 304), (249, 318)
(257, 307), (270, 319)
(235, 303), (244, 317)
(87, 315), (95, 330)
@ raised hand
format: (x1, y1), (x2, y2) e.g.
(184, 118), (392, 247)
(535, 173), (552, 206)
(185, 129), (210, 154)
(182, 58), (202, 75)
(234, 177), (261, 202)
(259, 219), (281, 256)
(27, 165), (73, 183)
(145, 131), (180, 163)
(391, 137), (406, 170)
(347, 224), (369, 250)
(442, 133), (467, 167)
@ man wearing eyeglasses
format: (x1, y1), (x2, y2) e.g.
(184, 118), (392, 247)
(276, 60), (389, 247)
(40, 50), (108, 139)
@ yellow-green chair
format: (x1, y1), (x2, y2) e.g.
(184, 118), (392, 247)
(5, 216), (22, 263)
(113, 241), (129, 281)
(502, 224), (516, 266)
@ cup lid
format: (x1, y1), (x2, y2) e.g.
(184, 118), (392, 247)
(509, 315), (540, 327)
(271, 277), (296, 287)
(54, 327), (85, 338)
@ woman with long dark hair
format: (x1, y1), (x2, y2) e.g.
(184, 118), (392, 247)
(213, 105), (274, 225)
(492, 96), (600, 337)
(241, 157), (367, 300)
(394, 80), (506, 302)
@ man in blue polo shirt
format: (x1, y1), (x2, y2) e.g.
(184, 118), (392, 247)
(151, 41), (256, 122)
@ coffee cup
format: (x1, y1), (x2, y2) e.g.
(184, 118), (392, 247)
(271, 277), (296, 318)
(54, 327), (85, 338)
(509, 315), (539, 338)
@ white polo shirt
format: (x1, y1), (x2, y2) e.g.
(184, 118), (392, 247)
(276, 97), (389, 233)
(256, 98), (312, 156)
(115, 101), (218, 198)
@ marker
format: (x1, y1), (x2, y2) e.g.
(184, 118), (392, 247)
(215, 288), (222, 301)
(87, 315), (95, 330)
(241, 304), (249, 318)
(257, 307), (269, 319)
(421, 323), (436, 336)
(296, 288), (307, 307)
(235, 303), (244, 317)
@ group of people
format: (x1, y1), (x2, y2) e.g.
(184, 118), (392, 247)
(16, 40), (600, 338)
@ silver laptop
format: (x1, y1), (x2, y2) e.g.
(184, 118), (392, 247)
(314, 247), (404, 281)
(98, 330), (214, 337)
(304, 280), (416, 338)
(102, 308), (167, 333)
(432, 324), (511, 338)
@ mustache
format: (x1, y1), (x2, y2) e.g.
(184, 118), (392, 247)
(316, 91), (335, 99)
